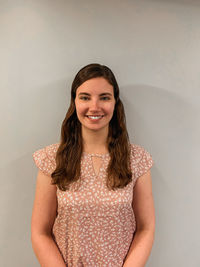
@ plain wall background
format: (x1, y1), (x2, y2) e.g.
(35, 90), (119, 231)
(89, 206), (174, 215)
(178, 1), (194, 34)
(1, 0), (199, 266)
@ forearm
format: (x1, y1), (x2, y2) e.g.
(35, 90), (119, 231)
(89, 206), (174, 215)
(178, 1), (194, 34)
(31, 233), (66, 267)
(123, 229), (155, 267)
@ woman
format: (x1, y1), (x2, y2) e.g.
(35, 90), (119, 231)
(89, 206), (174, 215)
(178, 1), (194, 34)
(31, 63), (155, 267)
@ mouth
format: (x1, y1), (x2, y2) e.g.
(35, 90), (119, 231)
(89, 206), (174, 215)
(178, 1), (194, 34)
(85, 115), (104, 121)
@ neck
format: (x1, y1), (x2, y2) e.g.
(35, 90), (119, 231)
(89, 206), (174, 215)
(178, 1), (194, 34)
(81, 126), (109, 153)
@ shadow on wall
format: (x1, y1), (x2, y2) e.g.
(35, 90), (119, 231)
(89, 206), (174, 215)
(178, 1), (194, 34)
(121, 83), (198, 155)
(120, 83), (199, 266)
(149, 0), (200, 7)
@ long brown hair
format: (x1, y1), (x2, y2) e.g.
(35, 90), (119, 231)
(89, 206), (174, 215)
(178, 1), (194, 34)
(51, 63), (133, 191)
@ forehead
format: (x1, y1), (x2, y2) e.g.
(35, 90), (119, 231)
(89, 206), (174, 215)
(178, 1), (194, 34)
(76, 77), (113, 94)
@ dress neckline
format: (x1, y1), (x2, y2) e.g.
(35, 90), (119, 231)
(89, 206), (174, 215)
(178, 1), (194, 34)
(82, 151), (110, 158)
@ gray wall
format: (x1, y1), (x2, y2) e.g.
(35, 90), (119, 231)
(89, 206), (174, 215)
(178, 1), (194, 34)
(1, 0), (199, 266)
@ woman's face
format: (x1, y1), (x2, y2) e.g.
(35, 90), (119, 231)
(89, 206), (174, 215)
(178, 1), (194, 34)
(75, 77), (116, 132)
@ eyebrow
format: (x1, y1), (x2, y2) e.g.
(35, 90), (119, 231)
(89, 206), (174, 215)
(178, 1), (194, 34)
(78, 92), (112, 96)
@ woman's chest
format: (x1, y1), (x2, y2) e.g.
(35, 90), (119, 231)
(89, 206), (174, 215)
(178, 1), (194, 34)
(56, 156), (134, 218)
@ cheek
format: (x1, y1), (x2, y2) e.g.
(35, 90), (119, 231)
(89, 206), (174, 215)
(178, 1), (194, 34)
(106, 104), (115, 114)
(76, 102), (87, 113)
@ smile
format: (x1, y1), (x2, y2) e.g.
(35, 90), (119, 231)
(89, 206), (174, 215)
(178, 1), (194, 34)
(86, 115), (104, 121)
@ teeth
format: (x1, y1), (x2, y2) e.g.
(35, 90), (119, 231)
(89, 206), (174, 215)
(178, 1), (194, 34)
(88, 116), (103, 119)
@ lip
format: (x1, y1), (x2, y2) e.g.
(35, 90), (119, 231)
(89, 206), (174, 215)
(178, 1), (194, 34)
(86, 115), (104, 117)
(85, 115), (104, 122)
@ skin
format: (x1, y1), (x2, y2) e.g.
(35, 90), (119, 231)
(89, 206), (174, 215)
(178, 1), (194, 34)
(123, 169), (155, 267)
(74, 77), (116, 153)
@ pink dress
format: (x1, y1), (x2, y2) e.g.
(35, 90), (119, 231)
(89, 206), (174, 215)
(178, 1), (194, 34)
(32, 143), (154, 267)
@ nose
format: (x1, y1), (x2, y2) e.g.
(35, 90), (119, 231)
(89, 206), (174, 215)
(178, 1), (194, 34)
(89, 99), (101, 111)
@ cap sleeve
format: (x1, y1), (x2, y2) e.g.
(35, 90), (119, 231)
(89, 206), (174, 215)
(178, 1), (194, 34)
(32, 144), (58, 176)
(130, 144), (154, 180)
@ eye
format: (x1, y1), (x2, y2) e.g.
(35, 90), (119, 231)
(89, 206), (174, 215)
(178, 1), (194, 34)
(80, 96), (110, 100)
(101, 97), (110, 100)
(80, 96), (89, 100)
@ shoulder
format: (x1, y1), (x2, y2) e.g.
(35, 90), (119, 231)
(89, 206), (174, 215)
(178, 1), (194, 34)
(129, 143), (154, 180)
(129, 143), (151, 162)
(130, 143), (146, 160)
(32, 143), (60, 176)
(33, 143), (60, 161)
(44, 143), (60, 158)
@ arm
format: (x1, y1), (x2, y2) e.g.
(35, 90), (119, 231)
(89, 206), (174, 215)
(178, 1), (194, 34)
(31, 170), (66, 267)
(123, 169), (155, 267)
